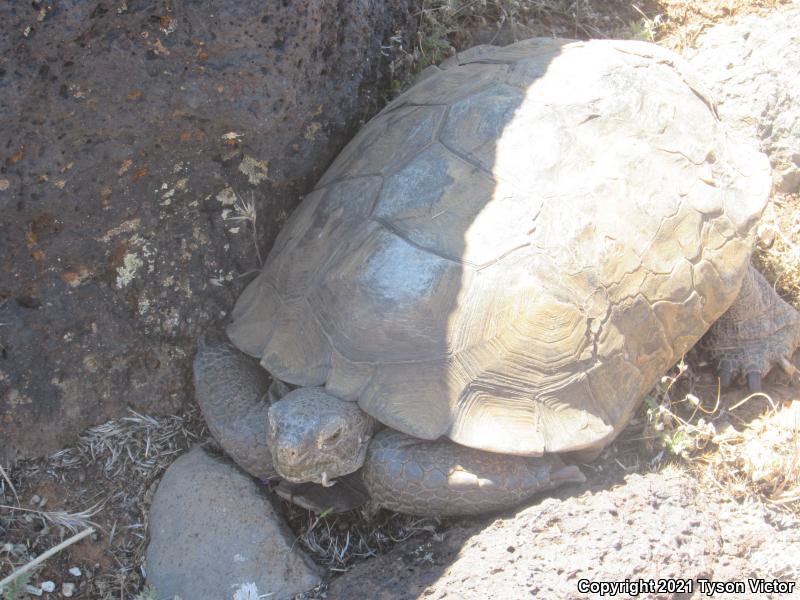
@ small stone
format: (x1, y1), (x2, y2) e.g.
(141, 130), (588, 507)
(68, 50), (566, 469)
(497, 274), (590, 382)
(30, 494), (41, 506)
(41, 581), (56, 592)
(62, 582), (76, 597)
(68, 567), (82, 577)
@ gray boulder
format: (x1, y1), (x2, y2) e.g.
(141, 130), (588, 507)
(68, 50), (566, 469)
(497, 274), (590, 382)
(146, 447), (321, 600)
(685, 4), (800, 192)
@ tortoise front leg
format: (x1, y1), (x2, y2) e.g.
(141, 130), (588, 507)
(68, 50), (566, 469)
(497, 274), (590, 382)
(704, 265), (800, 392)
(362, 430), (585, 517)
(193, 337), (278, 480)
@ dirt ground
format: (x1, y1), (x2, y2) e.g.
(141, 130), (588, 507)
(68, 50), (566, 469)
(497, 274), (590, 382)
(2, 1), (799, 599)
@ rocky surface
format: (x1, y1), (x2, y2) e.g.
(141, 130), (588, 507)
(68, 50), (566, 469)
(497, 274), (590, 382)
(324, 466), (800, 599)
(0, 0), (414, 463)
(685, 2), (800, 193)
(145, 446), (321, 600)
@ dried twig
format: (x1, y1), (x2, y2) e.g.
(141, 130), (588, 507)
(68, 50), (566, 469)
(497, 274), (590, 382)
(0, 527), (95, 591)
(0, 462), (19, 505)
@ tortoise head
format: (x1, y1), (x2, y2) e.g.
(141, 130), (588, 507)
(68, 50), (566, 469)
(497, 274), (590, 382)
(267, 388), (375, 485)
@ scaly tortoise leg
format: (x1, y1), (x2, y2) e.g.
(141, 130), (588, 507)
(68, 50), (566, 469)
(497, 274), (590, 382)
(362, 430), (585, 517)
(703, 265), (800, 392)
(193, 337), (277, 480)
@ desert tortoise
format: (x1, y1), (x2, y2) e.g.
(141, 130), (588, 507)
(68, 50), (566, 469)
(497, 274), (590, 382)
(195, 38), (800, 516)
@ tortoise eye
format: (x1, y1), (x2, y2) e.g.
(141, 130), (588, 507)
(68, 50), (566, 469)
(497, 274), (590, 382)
(322, 428), (343, 447)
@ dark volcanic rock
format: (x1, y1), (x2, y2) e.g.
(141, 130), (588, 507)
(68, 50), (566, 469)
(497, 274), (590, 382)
(0, 0), (414, 462)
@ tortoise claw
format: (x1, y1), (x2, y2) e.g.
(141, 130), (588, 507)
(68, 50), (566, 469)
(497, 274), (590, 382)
(746, 371), (762, 394)
(703, 265), (800, 394)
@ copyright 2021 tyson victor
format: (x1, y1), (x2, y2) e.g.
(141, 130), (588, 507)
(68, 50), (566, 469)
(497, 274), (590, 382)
(577, 577), (796, 596)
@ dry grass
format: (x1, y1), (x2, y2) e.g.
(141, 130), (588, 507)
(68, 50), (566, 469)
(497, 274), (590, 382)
(1, 528), (96, 597)
(615, 356), (800, 524)
(284, 504), (447, 599)
(1, 407), (204, 598)
(286, 504), (441, 572)
(650, 0), (794, 49)
(399, 0), (796, 76)
(702, 400), (800, 509)
(408, 0), (662, 70)
(228, 191), (263, 267)
(380, 0), (672, 90)
(0, 504), (102, 536)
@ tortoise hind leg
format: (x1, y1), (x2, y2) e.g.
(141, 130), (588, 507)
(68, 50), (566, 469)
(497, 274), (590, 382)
(703, 265), (800, 392)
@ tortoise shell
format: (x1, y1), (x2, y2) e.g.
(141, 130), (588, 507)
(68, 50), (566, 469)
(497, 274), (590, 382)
(227, 38), (770, 455)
